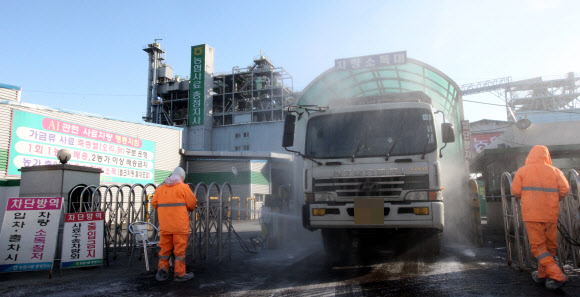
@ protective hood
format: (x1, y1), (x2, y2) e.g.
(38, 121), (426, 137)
(165, 167), (186, 186)
(525, 145), (552, 166)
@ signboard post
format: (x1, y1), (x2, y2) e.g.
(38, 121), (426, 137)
(189, 44), (206, 126)
(60, 212), (105, 269)
(461, 120), (472, 160)
(0, 197), (63, 272)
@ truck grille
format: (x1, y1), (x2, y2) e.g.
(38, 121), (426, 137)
(313, 175), (429, 198)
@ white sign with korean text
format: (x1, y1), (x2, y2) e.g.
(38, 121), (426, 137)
(0, 197), (63, 272)
(461, 120), (472, 160)
(60, 212), (104, 269)
(335, 51), (407, 70)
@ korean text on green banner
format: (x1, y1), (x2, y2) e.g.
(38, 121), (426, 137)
(189, 45), (206, 126)
(8, 110), (156, 184)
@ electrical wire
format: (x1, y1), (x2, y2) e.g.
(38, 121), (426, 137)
(224, 218), (264, 253)
(463, 99), (506, 107)
(558, 220), (580, 246)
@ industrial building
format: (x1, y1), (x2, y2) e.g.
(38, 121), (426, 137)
(0, 42), (298, 220)
(141, 41), (296, 201)
(142, 42), (294, 152)
(463, 73), (580, 230)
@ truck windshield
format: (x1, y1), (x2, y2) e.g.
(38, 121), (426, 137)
(305, 108), (436, 159)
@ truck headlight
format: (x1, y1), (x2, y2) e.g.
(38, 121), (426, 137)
(404, 191), (442, 201)
(428, 191), (442, 201)
(405, 191), (428, 201)
(314, 193), (334, 202)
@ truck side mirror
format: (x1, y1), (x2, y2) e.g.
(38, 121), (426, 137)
(282, 114), (296, 147)
(441, 123), (455, 143)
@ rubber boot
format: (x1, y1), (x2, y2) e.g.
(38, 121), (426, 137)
(532, 265), (547, 284)
(544, 263), (567, 290)
(545, 278), (566, 290)
(156, 268), (169, 281)
(174, 272), (194, 282)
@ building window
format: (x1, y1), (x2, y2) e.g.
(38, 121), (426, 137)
(234, 145), (250, 151)
(243, 132), (250, 138)
(235, 133), (241, 139)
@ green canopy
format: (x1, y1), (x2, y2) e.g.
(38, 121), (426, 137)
(298, 58), (463, 128)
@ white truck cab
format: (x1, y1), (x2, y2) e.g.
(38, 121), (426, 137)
(283, 92), (456, 256)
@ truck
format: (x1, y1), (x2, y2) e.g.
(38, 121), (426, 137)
(281, 54), (465, 257)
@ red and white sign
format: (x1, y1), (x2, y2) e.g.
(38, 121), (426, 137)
(472, 132), (503, 153)
(60, 212), (104, 269)
(0, 197), (63, 272)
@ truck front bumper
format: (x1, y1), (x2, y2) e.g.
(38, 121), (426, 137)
(303, 201), (444, 231)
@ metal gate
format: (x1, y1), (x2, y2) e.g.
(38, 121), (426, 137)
(501, 170), (580, 271)
(69, 182), (233, 264)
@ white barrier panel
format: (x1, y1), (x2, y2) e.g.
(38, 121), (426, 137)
(61, 211), (105, 269)
(0, 197), (63, 272)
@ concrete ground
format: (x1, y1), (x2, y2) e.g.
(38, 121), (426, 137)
(1, 219), (579, 296)
(0, 220), (266, 296)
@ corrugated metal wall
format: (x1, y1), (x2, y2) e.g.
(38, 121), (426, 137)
(0, 102), (182, 185)
(250, 160), (270, 197)
(186, 159), (253, 199)
(0, 88), (20, 102)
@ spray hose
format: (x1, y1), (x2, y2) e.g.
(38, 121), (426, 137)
(558, 220), (580, 247)
(224, 218), (264, 253)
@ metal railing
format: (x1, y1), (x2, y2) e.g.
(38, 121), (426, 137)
(226, 197), (260, 221)
(501, 170), (580, 271)
(558, 170), (580, 269)
(69, 182), (233, 265)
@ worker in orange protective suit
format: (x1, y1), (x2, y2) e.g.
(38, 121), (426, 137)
(511, 145), (570, 290)
(152, 167), (197, 282)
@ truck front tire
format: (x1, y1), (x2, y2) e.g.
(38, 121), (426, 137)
(321, 229), (351, 263)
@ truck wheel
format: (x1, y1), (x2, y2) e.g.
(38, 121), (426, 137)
(321, 229), (350, 264)
(421, 231), (441, 258)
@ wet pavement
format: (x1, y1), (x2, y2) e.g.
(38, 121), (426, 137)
(1, 220), (579, 296)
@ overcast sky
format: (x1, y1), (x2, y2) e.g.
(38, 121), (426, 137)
(2, 0), (578, 123)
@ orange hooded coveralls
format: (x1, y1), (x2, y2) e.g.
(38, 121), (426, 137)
(152, 167), (196, 277)
(511, 145), (570, 282)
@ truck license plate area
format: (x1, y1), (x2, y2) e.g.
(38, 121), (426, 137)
(354, 198), (384, 224)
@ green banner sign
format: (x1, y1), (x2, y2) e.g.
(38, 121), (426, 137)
(7, 110), (156, 184)
(189, 45), (206, 126)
